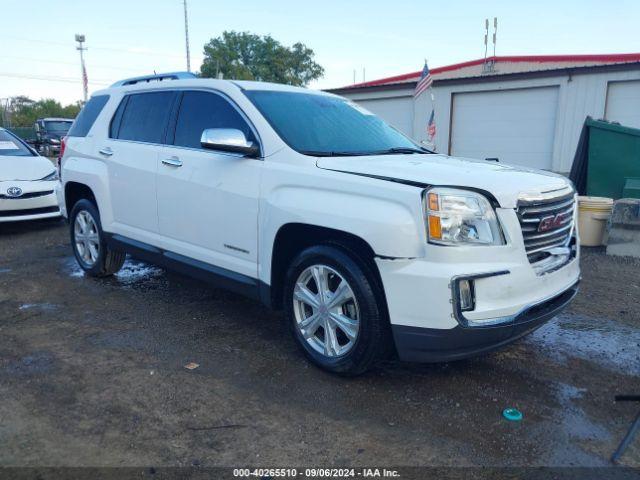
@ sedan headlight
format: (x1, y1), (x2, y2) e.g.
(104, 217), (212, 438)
(49, 138), (60, 144)
(40, 171), (59, 181)
(425, 188), (504, 246)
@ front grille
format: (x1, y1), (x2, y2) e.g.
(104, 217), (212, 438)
(0, 206), (59, 217)
(0, 190), (54, 200)
(517, 190), (576, 264)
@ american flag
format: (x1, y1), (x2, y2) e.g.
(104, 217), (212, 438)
(414, 61), (433, 97)
(427, 109), (436, 141)
(82, 64), (88, 96)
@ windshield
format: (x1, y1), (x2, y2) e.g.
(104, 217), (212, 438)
(45, 121), (72, 133)
(244, 90), (422, 156)
(0, 130), (33, 157)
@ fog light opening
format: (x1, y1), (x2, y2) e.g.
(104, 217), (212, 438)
(459, 279), (475, 312)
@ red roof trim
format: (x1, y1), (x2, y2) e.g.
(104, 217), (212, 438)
(346, 53), (640, 89)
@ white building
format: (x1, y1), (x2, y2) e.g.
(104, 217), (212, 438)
(327, 54), (640, 173)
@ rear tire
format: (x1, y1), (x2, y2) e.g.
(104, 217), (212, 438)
(283, 245), (391, 375)
(70, 199), (125, 277)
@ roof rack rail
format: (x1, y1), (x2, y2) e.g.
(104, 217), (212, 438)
(111, 71), (197, 87)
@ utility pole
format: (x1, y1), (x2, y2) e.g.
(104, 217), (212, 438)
(75, 34), (88, 102)
(183, 0), (191, 72)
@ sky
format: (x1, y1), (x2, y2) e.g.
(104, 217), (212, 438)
(1, 0), (639, 105)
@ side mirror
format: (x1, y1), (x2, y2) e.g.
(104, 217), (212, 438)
(200, 128), (259, 157)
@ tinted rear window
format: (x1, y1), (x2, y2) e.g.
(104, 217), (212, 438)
(67, 95), (109, 137)
(116, 91), (175, 144)
(173, 91), (255, 149)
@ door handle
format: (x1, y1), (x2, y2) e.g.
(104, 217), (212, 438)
(162, 156), (183, 167)
(99, 147), (113, 157)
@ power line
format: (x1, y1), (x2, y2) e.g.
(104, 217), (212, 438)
(0, 55), (141, 73)
(0, 35), (184, 60)
(0, 72), (111, 86)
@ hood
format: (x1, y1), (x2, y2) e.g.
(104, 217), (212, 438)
(316, 153), (571, 208)
(0, 155), (56, 181)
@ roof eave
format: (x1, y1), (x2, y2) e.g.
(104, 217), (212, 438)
(327, 61), (640, 94)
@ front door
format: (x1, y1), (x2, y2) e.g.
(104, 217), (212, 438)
(156, 90), (262, 279)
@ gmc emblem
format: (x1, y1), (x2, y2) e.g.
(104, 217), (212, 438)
(538, 212), (571, 232)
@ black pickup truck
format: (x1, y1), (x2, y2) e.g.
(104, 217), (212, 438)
(34, 117), (73, 157)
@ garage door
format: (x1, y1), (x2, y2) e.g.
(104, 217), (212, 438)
(357, 96), (414, 137)
(606, 80), (640, 130)
(450, 86), (559, 170)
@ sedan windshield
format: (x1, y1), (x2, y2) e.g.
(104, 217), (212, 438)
(45, 121), (72, 133)
(0, 130), (33, 157)
(244, 90), (426, 156)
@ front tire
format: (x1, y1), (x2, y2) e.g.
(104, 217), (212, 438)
(283, 245), (390, 375)
(70, 199), (125, 277)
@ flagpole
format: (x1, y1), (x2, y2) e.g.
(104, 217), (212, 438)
(414, 60), (437, 151)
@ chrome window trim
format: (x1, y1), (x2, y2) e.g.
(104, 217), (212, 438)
(108, 86), (264, 160)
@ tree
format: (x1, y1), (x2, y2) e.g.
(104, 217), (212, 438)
(200, 31), (324, 86)
(0, 97), (82, 127)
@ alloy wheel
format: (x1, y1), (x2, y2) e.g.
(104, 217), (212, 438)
(74, 210), (100, 267)
(293, 264), (360, 357)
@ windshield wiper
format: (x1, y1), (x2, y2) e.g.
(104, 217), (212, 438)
(299, 150), (362, 157)
(300, 146), (434, 157)
(376, 146), (433, 155)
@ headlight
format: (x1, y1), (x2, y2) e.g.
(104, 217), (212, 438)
(49, 138), (60, 144)
(40, 171), (59, 181)
(425, 188), (504, 246)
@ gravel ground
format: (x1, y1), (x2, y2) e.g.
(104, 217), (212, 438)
(0, 218), (639, 473)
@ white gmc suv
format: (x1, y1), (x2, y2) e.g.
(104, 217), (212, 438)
(57, 72), (580, 375)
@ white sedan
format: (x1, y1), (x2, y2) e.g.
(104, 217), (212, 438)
(0, 128), (61, 222)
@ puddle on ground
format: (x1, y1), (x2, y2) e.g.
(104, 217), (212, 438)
(18, 303), (59, 311)
(67, 259), (85, 278)
(114, 261), (164, 285)
(555, 382), (611, 441)
(532, 381), (613, 466)
(64, 257), (165, 288)
(86, 329), (150, 351)
(2, 351), (55, 377)
(529, 313), (640, 374)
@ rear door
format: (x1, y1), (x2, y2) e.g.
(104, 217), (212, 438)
(103, 91), (176, 243)
(157, 89), (262, 278)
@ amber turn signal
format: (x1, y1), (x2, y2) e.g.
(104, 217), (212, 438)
(428, 192), (439, 211)
(428, 215), (442, 239)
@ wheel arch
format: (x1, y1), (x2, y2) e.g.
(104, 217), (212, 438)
(65, 182), (97, 214)
(269, 223), (386, 311)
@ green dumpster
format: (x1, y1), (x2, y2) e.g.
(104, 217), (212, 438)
(587, 118), (640, 199)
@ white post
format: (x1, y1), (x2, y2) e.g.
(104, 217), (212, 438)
(75, 34), (88, 102)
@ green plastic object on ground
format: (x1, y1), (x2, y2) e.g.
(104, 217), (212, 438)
(587, 118), (640, 199)
(503, 408), (523, 422)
